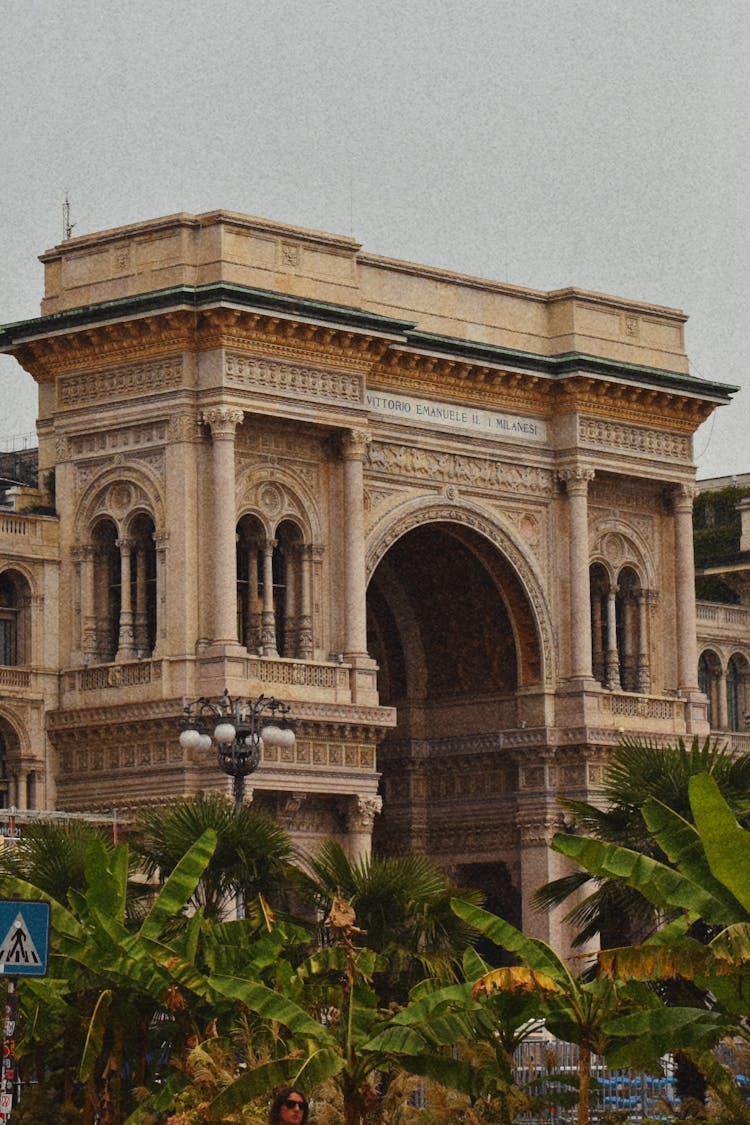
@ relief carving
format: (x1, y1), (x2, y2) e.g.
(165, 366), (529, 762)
(578, 416), (690, 461)
(367, 441), (553, 496)
(58, 358), (183, 408)
(226, 354), (362, 403)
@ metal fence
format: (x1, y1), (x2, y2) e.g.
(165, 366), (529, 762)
(511, 1038), (749, 1123)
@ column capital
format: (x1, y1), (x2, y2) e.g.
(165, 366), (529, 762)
(673, 481), (698, 509)
(202, 406), (244, 437)
(346, 794), (383, 833)
(558, 466), (595, 493)
(341, 428), (372, 461)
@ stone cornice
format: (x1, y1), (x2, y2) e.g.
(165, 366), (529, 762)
(2, 285), (734, 431)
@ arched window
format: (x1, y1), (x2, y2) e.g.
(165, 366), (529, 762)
(616, 567), (641, 693)
(275, 521), (304, 658)
(727, 657), (740, 732)
(129, 513), (157, 657)
(0, 571), (30, 666)
(236, 516), (311, 658)
(590, 563), (610, 688)
(237, 515), (265, 653)
(698, 652), (712, 723)
(92, 518), (120, 663)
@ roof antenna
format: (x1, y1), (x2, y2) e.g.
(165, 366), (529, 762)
(62, 193), (75, 240)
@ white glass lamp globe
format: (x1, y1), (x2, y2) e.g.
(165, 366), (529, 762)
(179, 728), (202, 751)
(198, 734), (213, 752)
(214, 722), (237, 745)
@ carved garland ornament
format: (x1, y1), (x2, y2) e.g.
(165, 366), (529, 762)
(58, 357), (184, 408)
(578, 416), (691, 461)
(225, 353), (362, 404)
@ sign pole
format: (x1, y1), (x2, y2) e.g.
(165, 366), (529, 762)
(0, 979), (17, 1122)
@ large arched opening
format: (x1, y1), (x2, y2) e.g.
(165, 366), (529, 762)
(366, 518), (544, 917)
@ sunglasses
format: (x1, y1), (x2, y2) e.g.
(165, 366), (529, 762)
(283, 1100), (307, 1111)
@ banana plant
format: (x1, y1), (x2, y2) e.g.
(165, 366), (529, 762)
(205, 910), (486, 1125)
(450, 898), (644, 1125)
(3, 828), (221, 1124)
(549, 771), (750, 1121)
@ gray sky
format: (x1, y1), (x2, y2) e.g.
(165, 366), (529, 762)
(2, 0), (748, 479)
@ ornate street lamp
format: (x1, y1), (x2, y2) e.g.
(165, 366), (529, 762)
(179, 689), (295, 808)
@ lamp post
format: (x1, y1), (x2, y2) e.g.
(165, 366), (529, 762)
(178, 689), (295, 809)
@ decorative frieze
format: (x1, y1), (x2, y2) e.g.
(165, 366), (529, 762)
(58, 358), (184, 408)
(367, 441), (554, 496)
(578, 416), (690, 461)
(225, 353), (362, 404)
(68, 422), (169, 458)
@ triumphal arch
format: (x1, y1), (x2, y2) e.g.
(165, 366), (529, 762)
(0, 211), (735, 943)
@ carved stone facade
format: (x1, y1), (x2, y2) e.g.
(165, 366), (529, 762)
(0, 209), (739, 953)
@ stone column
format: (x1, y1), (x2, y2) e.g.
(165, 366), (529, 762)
(134, 544), (149, 656)
(153, 532), (168, 655)
(636, 589), (651, 693)
(260, 538), (278, 657)
(283, 544), (298, 658)
(341, 430), (371, 658)
(346, 795), (383, 862)
(202, 407), (244, 648)
(81, 546), (98, 663)
(298, 544), (314, 659)
(94, 546), (111, 661)
(116, 538), (136, 661)
(243, 539), (261, 652)
(559, 468), (595, 680)
(673, 483), (699, 692)
(605, 585), (620, 690)
(716, 668), (729, 730)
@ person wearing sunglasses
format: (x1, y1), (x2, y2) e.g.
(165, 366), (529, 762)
(270, 1087), (309, 1125)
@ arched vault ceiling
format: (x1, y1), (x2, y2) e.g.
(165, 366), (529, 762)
(367, 523), (542, 704)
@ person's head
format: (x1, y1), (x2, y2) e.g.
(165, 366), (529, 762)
(270, 1088), (309, 1125)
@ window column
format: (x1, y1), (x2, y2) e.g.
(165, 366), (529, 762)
(605, 584), (620, 690)
(203, 407), (244, 648)
(636, 589), (651, 693)
(260, 538), (278, 657)
(297, 544), (314, 659)
(116, 538), (136, 661)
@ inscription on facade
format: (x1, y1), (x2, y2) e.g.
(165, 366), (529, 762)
(366, 390), (547, 443)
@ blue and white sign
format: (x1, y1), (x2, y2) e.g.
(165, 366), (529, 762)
(0, 902), (50, 976)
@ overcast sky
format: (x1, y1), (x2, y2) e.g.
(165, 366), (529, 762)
(1, 0), (748, 479)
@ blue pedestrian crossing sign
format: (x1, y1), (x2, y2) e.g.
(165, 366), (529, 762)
(0, 901), (50, 976)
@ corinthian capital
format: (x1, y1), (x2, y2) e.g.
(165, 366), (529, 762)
(202, 406), (244, 438)
(341, 429), (372, 461)
(558, 466), (595, 494)
(347, 794), (383, 833)
(674, 481), (698, 509)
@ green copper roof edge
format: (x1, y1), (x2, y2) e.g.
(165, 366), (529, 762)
(405, 330), (738, 400)
(0, 283), (416, 344)
(0, 285), (737, 402)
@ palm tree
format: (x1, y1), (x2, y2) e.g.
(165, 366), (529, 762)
(294, 839), (481, 998)
(134, 792), (296, 920)
(534, 735), (750, 949)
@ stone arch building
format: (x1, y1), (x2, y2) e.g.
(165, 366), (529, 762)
(0, 210), (738, 948)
